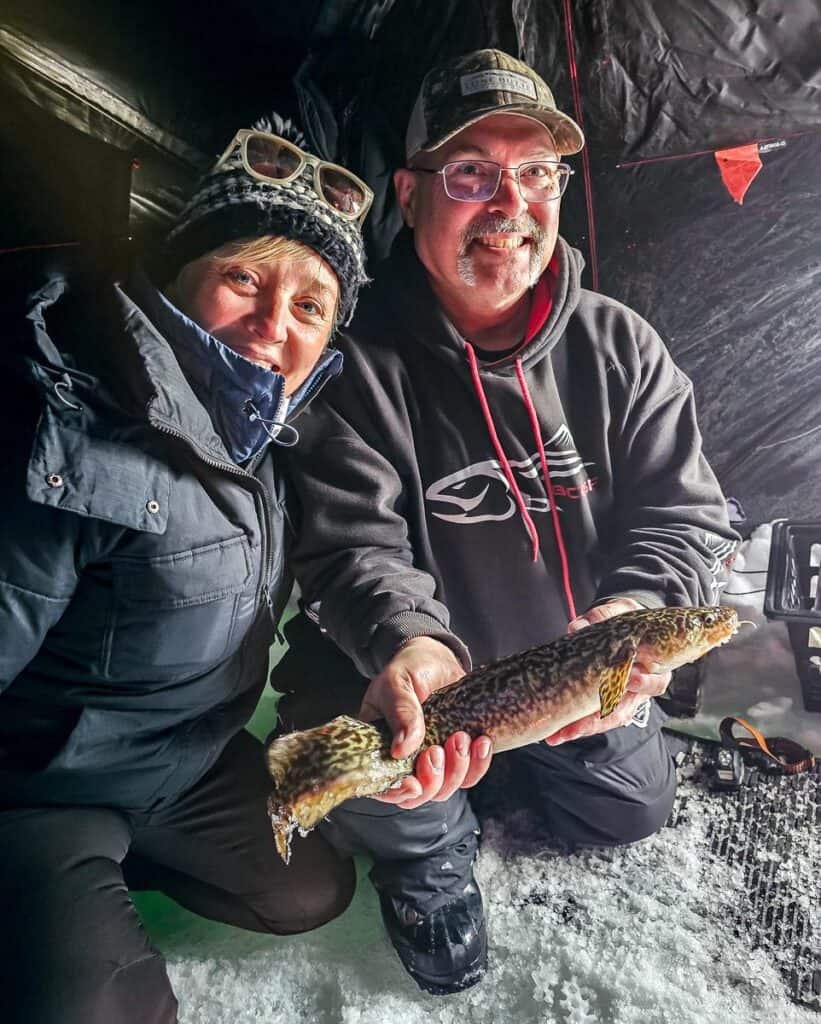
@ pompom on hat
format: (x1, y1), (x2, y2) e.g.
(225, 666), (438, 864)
(163, 113), (369, 325)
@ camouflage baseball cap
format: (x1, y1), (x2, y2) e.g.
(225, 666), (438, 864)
(406, 49), (585, 161)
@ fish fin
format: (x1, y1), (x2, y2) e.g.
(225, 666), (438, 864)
(267, 793), (296, 865)
(598, 639), (637, 718)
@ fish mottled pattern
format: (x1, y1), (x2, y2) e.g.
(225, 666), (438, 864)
(266, 606), (740, 862)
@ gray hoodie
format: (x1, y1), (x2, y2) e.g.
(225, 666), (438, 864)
(285, 232), (738, 676)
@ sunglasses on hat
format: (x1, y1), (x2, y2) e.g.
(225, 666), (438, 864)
(213, 130), (374, 225)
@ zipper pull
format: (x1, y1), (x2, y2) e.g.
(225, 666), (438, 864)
(261, 583), (276, 623)
(261, 585), (286, 640)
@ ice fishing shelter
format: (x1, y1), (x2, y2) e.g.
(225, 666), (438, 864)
(2, 0), (820, 527)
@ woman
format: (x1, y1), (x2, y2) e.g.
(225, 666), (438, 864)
(0, 115), (371, 1024)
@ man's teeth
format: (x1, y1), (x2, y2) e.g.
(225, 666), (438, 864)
(475, 236), (527, 249)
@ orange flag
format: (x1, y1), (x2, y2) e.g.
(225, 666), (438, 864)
(714, 144), (762, 205)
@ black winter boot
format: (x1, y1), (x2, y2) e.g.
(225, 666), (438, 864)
(378, 873), (487, 995)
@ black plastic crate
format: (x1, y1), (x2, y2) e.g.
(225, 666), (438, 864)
(764, 520), (821, 712)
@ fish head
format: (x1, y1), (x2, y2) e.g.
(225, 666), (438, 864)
(637, 606), (739, 672)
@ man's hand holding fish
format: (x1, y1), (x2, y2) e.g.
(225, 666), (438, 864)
(358, 635), (493, 809)
(545, 597), (673, 746)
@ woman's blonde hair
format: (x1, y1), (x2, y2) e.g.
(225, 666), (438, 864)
(208, 234), (321, 267)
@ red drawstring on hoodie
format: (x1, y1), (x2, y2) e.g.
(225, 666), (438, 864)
(514, 358), (577, 622)
(465, 342), (541, 562)
(463, 264), (577, 621)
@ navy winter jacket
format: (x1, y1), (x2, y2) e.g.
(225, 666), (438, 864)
(0, 258), (321, 810)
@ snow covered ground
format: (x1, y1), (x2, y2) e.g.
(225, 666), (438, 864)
(134, 522), (820, 1023)
(138, 782), (817, 1024)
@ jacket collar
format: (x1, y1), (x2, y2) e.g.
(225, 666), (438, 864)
(18, 262), (343, 466)
(117, 269), (343, 463)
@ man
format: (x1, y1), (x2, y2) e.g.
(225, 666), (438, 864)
(273, 50), (737, 995)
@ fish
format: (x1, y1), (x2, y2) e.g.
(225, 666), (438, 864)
(266, 605), (740, 863)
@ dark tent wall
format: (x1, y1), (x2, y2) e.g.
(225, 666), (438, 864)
(2, 0), (819, 526)
(560, 0), (821, 526)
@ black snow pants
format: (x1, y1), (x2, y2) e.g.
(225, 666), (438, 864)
(271, 614), (677, 912)
(0, 729), (355, 1024)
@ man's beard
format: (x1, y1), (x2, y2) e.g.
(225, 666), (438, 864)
(456, 214), (547, 288)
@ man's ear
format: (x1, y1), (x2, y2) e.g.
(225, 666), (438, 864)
(393, 168), (417, 228)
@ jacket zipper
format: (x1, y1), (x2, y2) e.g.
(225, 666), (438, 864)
(150, 419), (277, 622)
(146, 347), (341, 623)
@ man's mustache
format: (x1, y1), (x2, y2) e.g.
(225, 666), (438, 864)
(459, 215), (545, 251)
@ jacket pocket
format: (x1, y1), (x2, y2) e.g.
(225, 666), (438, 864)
(26, 411), (171, 534)
(104, 535), (253, 681)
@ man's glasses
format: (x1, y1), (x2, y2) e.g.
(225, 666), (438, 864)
(214, 130), (374, 224)
(414, 159), (573, 203)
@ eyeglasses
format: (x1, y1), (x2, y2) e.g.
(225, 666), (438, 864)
(414, 159), (573, 203)
(213, 130), (374, 224)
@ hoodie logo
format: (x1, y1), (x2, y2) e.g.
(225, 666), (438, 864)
(425, 424), (596, 524)
(703, 531), (737, 602)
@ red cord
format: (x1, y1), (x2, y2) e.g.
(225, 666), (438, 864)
(514, 358), (577, 620)
(0, 241), (80, 256)
(616, 126), (821, 169)
(465, 342), (540, 562)
(561, 0), (599, 292)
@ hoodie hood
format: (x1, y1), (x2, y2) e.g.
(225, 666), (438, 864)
(358, 229), (585, 378)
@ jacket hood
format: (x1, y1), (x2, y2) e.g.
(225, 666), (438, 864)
(357, 229), (585, 378)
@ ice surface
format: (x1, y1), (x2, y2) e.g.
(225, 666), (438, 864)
(138, 783), (817, 1024)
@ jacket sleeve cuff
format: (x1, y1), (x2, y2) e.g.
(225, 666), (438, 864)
(370, 612), (472, 675)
